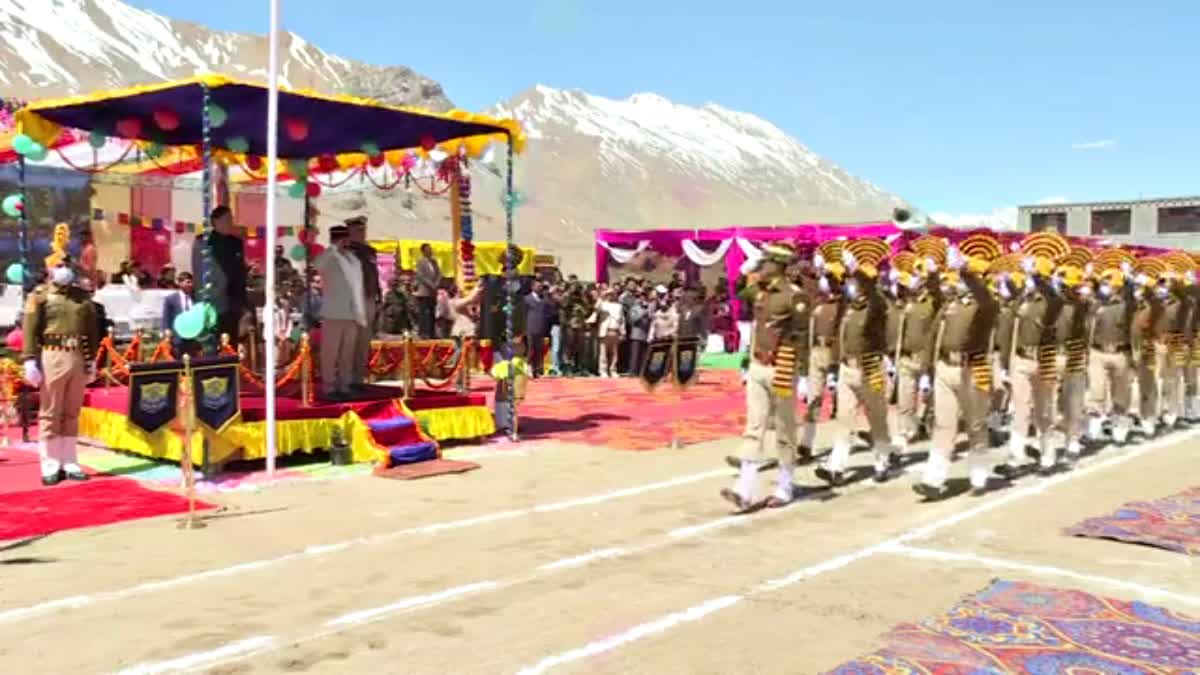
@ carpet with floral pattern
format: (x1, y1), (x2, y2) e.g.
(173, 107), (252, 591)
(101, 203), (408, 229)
(826, 579), (1200, 673)
(1064, 487), (1200, 556)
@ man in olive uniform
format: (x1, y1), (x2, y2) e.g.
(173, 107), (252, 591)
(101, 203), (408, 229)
(1151, 270), (1190, 428)
(817, 249), (897, 484)
(797, 256), (842, 459)
(23, 259), (100, 485)
(914, 245), (998, 500)
(1186, 275), (1200, 421)
(1053, 265), (1092, 461)
(722, 242), (807, 512)
(997, 256), (1064, 476)
(1087, 263), (1136, 444)
(888, 258), (941, 450)
(1131, 269), (1163, 437)
(989, 271), (1019, 438)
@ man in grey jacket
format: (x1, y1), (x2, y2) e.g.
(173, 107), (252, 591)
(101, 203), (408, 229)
(413, 243), (440, 338)
(627, 291), (652, 376)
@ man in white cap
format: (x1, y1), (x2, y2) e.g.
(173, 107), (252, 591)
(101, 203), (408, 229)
(23, 257), (100, 485)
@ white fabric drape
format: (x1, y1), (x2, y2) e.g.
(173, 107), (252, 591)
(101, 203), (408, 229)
(680, 238), (733, 267)
(599, 240), (650, 264)
(736, 238), (763, 266)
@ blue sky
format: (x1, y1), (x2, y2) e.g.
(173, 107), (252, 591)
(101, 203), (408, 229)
(135, 0), (1198, 220)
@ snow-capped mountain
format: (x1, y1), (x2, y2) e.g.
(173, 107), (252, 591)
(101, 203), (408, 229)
(0, 0), (450, 108)
(0, 0), (905, 276)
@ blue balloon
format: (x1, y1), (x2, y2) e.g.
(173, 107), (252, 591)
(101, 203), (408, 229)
(6, 262), (24, 285)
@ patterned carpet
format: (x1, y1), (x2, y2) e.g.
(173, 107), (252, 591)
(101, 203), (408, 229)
(826, 579), (1200, 674)
(478, 371), (830, 451)
(1065, 487), (1200, 556)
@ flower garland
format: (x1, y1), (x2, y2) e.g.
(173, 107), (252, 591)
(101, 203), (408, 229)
(456, 153), (477, 287)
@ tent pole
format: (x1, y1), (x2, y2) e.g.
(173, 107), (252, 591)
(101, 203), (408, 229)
(504, 140), (517, 440)
(17, 155), (28, 443)
(263, 0), (281, 477)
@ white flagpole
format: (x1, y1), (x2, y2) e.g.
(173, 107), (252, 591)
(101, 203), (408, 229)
(264, 0), (281, 477)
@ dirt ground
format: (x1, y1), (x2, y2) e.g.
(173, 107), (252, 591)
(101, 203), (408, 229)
(1, 419), (1197, 675)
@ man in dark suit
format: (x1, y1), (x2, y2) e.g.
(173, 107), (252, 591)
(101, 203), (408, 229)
(161, 272), (199, 355)
(191, 205), (247, 349)
(523, 280), (550, 377)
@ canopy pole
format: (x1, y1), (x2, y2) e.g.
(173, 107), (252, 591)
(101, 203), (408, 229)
(503, 140), (517, 441)
(17, 155), (29, 443)
(263, 0), (281, 477)
(199, 83), (215, 355)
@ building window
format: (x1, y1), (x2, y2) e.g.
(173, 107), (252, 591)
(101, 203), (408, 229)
(1158, 205), (1200, 234)
(1091, 209), (1131, 235)
(1031, 212), (1067, 234)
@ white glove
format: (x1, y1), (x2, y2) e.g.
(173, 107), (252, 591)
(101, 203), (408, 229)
(1186, 270), (1196, 285)
(887, 268), (900, 283)
(999, 369), (1010, 384)
(925, 257), (939, 274)
(24, 359), (42, 388)
(884, 357), (896, 378)
(918, 374), (931, 393)
(1135, 273), (1150, 287)
(818, 276), (831, 294)
(947, 246), (965, 271)
(795, 376), (808, 401)
(1021, 256), (1036, 274)
(1120, 261), (1133, 277)
(1077, 284), (1093, 298)
(813, 253), (826, 271)
(842, 249), (858, 272)
(826, 373), (837, 390)
(1085, 263), (1095, 278)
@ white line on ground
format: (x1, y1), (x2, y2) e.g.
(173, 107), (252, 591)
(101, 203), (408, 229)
(884, 543), (1200, 607)
(512, 429), (1200, 674)
(106, 428), (1198, 674)
(114, 637), (277, 675)
(0, 467), (729, 626)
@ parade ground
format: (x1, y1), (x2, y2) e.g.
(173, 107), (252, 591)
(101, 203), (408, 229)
(1, 394), (1197, 675)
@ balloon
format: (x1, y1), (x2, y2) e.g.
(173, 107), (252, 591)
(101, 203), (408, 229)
(290, 244), (307, 261)
(285, 116), (309, 141)
(11, 134), (34, 155)
(115, 117), (142, 138)
(400, 153), (417, 171)
(88, 130), (107, 148)
(24, 145), (47, 162)
(420, 135), (436, 151)
(153, 107), (180, 131)
(173, 308), (203, 339)
(145, 142), (164, 159)
(246, 155), (263, 171)
(360, 141), (380, 157)
(297, 227), (310, 244)
(306, 181), (321, 198)
(226, 136), (249, 154)
(208, 104), (228, 128)
(5, 263), (23, 284)
(307, 243), (326, 257)
(200, 302), (217, 329)
(287, 158), (308, 177)
(368, 153), (385, 168)
(287, 182), (306, 199)
(316, 155), (338, 173)
(4, 328), (22, 352)
(2, 194), (23, 218)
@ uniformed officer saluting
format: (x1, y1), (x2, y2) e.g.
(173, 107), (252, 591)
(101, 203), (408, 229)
(723, 242), (807, 512)
(23, 257), (100, 485)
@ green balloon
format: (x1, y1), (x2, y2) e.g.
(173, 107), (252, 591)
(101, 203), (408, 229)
(288, 181), (306, 199)
(89, 130), (107, 149)
(209, 104), (228, 128)
(227, 136), (249, 154)
(24, 145), (47, 162)
(199, 302), (218, 330)
(2, 194), (22, 218)
(290, 244), (307, 261)
(11, 134), (33, 155)
(287, 159), (308, 177)
(173, 309), (202, 339)
(360, 141), (380, 157)
(5, 263), (23, 284)
(145, 142), (164, 159)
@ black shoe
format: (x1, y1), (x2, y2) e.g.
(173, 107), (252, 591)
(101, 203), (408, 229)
(994, 463), (1022, 481)
(912, 482), (951, 501)
(723, 456), (778, 472)
(41, 469), (64, 487)
(1037, 463), (1063, 477)
(814, 466), (844, 486)
(796, 445), (814, 464)
(63, 465), (88, 481)
(873, 453), (901, 483)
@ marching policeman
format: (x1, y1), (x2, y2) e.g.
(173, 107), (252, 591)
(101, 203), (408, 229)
(1086, 262), (1136, 444)
(888, 258), (941, 450)
(723, 243), (807, 512)
(798, 255), (842, 460)
(914, 244), (998, 500)
(817, 247), (896, 485)
(1152, 268), (1190, 429)
(1053, 264), (1092, 462)
(22, 258), (100, 485)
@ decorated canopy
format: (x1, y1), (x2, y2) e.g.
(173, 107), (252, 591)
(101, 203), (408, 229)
(15, 74), (524, 161)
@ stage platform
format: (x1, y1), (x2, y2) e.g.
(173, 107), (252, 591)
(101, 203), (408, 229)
(80, 383), (494, 468)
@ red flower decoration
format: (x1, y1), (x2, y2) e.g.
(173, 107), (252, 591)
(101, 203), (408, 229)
(306, 182), (322, 198)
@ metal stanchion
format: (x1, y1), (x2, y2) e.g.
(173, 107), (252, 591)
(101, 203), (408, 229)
(177, 354), (206, 530)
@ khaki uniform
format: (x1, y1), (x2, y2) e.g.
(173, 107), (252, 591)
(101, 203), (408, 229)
(1055, 293), (1090, 453)
(1152, 289), (1189, 425)
(1002, 280), (1063, 467)
(22, 283), (100, 481)
(824, 274), (893, 476)
(1132, 294), (1159, 430)
(739, 277), (807, 466)
(798, 297), (839, 449)
(1087, 286), (1134, 440)
(888, 286), (939, 445)
(921, 270), (997, 490)
(991, 295), (1018, 429)
(1184, 287), (1200, 419)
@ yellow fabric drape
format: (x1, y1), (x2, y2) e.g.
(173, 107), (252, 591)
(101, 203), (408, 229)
(412, 406), (495, 442)
(371, 240), (535, 277)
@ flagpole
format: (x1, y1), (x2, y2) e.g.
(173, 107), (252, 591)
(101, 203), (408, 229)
(263, 0), (281, 477)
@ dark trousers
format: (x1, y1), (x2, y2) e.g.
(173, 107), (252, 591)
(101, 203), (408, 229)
(629, 339), (647, 376)
(216, 310), (242, 349)
(529, 333), (547, 376)
(416, 296), (436, 338)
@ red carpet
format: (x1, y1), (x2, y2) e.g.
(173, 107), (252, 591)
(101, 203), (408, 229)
(0, 478), (215, 541)
(0, 448), (109, 495)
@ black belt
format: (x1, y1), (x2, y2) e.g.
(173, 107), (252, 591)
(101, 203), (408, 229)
(42, 334), (88, 350)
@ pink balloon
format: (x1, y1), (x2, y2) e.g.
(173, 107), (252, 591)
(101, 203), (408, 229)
(153, 107), (180, 131)
(400, 153), (417, 171)
(285, 117), (309, 142)
(116, 117), (143, 139)
(5, 328), (22, 352)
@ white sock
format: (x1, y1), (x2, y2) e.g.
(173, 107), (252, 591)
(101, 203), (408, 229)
(774, 464), (795, 502)
(1067, 439), (1082, 457)
(800, 423), (816, 449)
(1039, 437), (1057, 468)
(735, 460), (759, 501)
(921, 452), (949, 488)
(827, 438), (852, 473)
(1087, 417), (1104, 440)
(1007, 436), (1027, 465)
